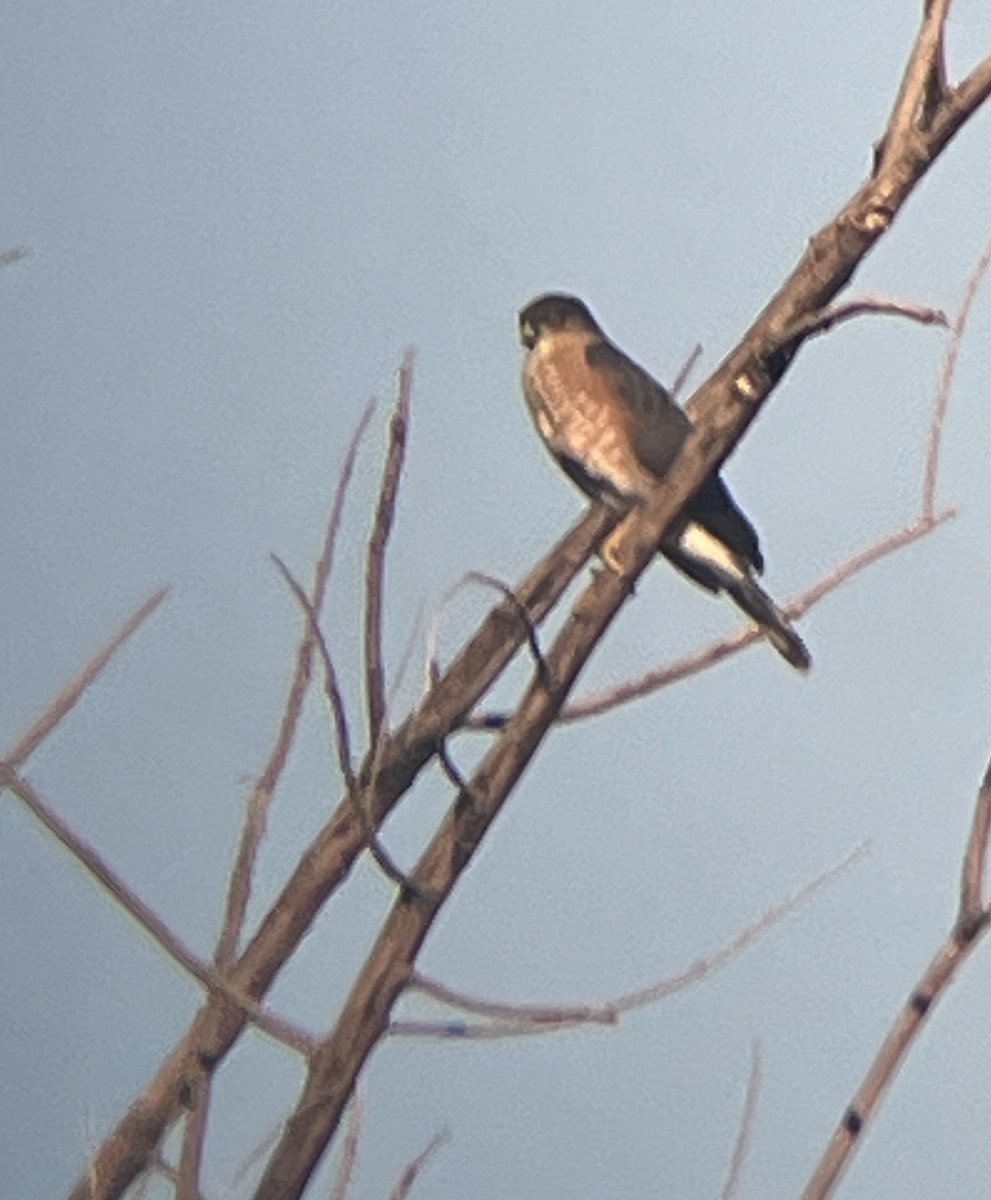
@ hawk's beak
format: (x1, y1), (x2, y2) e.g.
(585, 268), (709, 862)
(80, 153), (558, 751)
(520, 319), (537, 349)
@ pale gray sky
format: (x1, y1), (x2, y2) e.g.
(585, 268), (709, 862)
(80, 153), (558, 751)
(3, 3), (991, 1198)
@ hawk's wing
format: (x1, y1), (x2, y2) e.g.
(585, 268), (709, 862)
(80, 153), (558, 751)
(586, 338), (763, 575)
(585, 339), (689, 478)
(688, 475), (764, 575)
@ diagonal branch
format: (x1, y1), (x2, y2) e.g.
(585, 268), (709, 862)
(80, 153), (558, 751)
(387, 1129), (449, 1200)
(5, 587), (169, 769)
(2, 767), (314, 1055)
(923, 235), (991, 519)
(215, 400), (376, 966)
(721, 1040), (763, 1200)
(801, 756), (991, 1200)
(881, 0), (951, 162)
(365, 352), (414, 746)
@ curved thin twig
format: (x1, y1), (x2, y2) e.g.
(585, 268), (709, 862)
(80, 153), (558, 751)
(272, 554), (420, 896)
(216, 399), (376, 964)
(397, 846), (866, 1039)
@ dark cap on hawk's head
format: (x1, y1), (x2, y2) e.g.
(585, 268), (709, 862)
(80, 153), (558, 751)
(519, 294), (601, 349)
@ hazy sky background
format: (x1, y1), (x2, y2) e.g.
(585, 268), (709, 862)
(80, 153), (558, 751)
(3, 2), (991, 1197)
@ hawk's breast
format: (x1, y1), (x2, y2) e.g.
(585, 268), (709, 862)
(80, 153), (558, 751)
(524, 334), (658, 502)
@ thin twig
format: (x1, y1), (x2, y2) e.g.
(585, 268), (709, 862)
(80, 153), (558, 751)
(472, 509), (954, 727)
(436, 741), (479, 809)
(176, 1087), (210, 1200)
(923, 236), (991, 519)
(271, 555), (355, 790)
(366, 352), (414, 746)
(4, 588), (169, 769)
(329, 1086), (366, 1200)
(387, 1130), (450, 1200)
(272, 554), (422, 896)
(779, 295), (948, 347)
(0, 766), (315, 1055)
(670, 343), (704, 400)
(721, 1040), (763, 1200)
(215, 1122), (284, 1200)
(428, 571), (549, 692)
(959, 759), (991, 930)
(216, 400), (376, 964)
(801, 753), (991, 1200)
(398, 847), (865, 1038)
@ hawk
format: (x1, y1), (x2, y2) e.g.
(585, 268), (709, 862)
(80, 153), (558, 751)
(519, 293), (810, 671)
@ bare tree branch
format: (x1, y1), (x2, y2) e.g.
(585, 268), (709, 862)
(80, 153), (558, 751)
(366, 352), (414, 745)
(270, 554), (356, 791)
(881, 0), (950, 165)
(923, 235), (991, 519)
(801, 757), (991, 1200)
(273, 553), (427, 896)
(721, 1040), (763, 1200)
(0, 767), (315, 1055)
(5, 587), (169, 769)
(399, 845), (865, 1037)
(387, 1130), (449, 1200)
(551, 509), (954, 723)
(780, 295), (947, 344)
(66, 7), (991, 1195)
(176, 1091), (210, 1200)
(429, 571), (549, 691)
(66, 508), (606, 1200)
(216, 400), (376, 966)
(670, 342), (704, 400)
(329, 1087), (365, 1200)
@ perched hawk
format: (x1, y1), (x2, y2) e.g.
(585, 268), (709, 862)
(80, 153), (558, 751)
(519, 292), (810, 671)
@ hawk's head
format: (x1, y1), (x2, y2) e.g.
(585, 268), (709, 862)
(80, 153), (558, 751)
(518, 293), (600, 349)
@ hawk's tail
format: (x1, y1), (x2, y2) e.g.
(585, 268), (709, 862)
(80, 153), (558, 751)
(726, 576), (811, 671)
